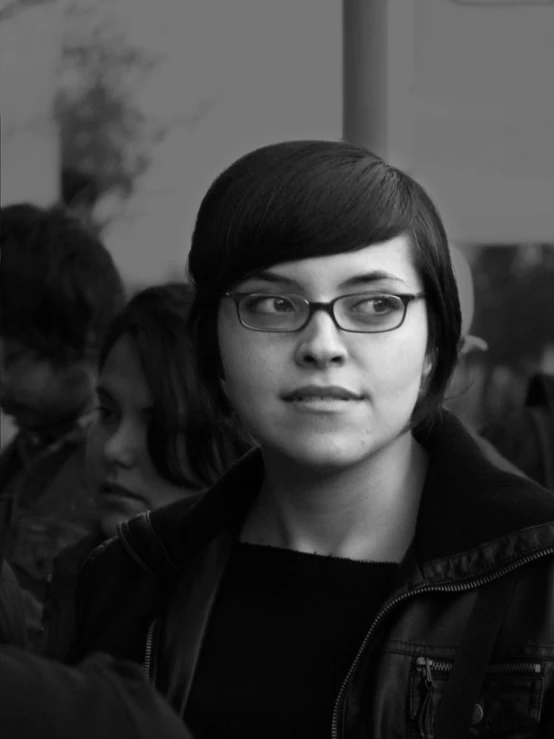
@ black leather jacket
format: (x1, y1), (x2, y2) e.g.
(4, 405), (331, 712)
(70, 412), (554, 737)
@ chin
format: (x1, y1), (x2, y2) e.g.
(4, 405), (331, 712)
(276, 437), (372, 473)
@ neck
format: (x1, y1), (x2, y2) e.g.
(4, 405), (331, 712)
(240, 433), (428, 562)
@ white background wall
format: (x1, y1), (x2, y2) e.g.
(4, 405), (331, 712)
(386, 0), (554, 245)
(103, 0), (342, 284)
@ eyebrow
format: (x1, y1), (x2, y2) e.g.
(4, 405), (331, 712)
(242, 269), (408, 289)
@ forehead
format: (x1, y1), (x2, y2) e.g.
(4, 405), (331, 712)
(241, 235), (421, 292)
(100, 335), (151, 407)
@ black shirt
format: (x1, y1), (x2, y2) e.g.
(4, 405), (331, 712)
(186, 542), (398, 739)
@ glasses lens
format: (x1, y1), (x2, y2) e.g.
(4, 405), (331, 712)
(239, 294), (306, 330)
(336, 294), (405, 332)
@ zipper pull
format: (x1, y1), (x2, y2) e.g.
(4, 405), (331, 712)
(416, 658), (435, 739)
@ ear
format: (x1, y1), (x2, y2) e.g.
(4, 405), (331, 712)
(423, 349), (435, 380)
(419, 349), (436, 395)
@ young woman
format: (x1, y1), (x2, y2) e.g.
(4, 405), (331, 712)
(88, 282), (246, 539)
(68, 142), (554, 738)
(42, 283), (246, 660)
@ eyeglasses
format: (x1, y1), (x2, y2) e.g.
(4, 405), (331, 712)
(223, 292), (426, 333)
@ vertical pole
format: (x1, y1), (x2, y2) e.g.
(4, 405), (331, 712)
(342, 0), (388, 157)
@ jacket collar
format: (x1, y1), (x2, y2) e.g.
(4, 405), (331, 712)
(144, 411), (554, 579)
(414, 411), (554, 563)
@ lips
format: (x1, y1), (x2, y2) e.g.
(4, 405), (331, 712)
(282, 385), (364, 401)
(101, 483), (148, 505)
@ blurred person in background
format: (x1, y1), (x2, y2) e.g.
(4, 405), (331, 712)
(446, 246), (531, 478)
(0, 203), (126, 648)
(446, 245), (554, 490)
(481, 370), (554, 490)
(42, 283), (249, 661)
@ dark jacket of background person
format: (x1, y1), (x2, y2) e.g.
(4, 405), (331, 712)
(481, 372), (554, 490)
(0, 561), (28, 648)
(40, 529), (105, 660)
(0, 647), (194, 739)
(67, 412), (554, 737)
(0, 418), (99, 645)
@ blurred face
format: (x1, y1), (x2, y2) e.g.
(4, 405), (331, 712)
(86, 335), (188, 537)
(217, 235), (432, 472)
(0, 338), (93, 431)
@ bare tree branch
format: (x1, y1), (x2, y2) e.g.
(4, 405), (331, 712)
(0, 0), (57, 23)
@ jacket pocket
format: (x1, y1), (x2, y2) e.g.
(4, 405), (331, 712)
(409, 656), (543, 738)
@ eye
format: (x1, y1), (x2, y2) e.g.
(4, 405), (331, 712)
(243, 294), (297, 315)
(95, 403), (116, 424)
(348, 294), (401, 315)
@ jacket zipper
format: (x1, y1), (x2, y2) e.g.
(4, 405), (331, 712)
(330, 544), (554, 739)
(415, 656), (542, 676)
(414, 656), (542, 738)
(143, 618), (157, 681)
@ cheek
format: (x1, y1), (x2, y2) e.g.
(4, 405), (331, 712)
(218, 314), (278, 399)
(367, 335), (430, 403)
(85, 424), (107, 482)
(149, 483), (187, 510)
(219, 332), (279, 413)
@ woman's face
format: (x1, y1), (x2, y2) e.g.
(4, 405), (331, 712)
(86, 335), (189, 537)
(217, 235), (432, 472)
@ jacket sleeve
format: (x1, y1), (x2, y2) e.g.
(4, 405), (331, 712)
(0, 646), (193, 739)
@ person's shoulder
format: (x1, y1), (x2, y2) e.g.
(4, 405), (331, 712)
(70, 526), (171, 664)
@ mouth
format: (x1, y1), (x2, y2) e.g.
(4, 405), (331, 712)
(282, 385), (364, 402)
(100, 483), (149, 505)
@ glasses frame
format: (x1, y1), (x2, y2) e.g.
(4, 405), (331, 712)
(223, 291), (427, 334)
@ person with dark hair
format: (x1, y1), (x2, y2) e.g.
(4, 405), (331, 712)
(480, 372), (554, 490)
(0, 202), (126, 648)
(42, 283), (247, 660)
(90, 282), (246, 536)
(68, 142), (554, 737)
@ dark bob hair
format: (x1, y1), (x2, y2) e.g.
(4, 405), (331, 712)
(187, 140), (462, 433)
(1, 203), (125, 363)
(99, 283), (247, 491)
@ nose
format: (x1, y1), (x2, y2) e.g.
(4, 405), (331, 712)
(103, 421), (139, 469)
(294, 311), (348, 369)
